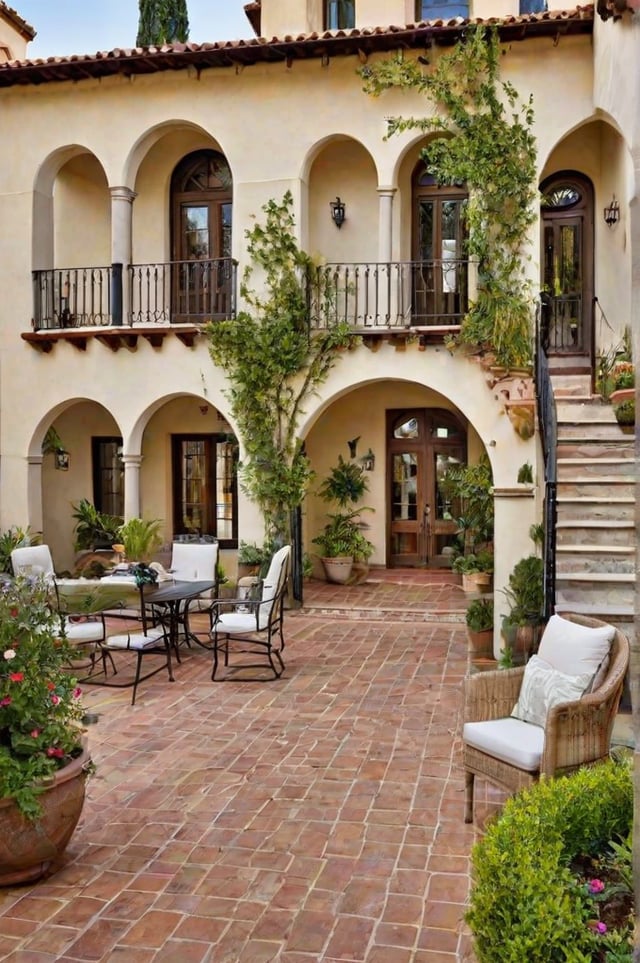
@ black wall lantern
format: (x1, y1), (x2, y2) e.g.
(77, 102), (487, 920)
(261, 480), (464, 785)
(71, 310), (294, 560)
(603, 196), (620, 228)
(330, 196), (346, 229)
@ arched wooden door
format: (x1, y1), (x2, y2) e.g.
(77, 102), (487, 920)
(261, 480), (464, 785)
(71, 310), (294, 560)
(387, 409), (466, 567)
(170, 150), (233, 322)
(540, 172), (594, 368)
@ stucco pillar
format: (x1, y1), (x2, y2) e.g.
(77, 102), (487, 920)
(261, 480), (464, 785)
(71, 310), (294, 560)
(491, 485), (537, 658)
(122, 455), (143, 521)
(110, 187), (137, 322)
(27, 455), (44, 535)
(377, 187), (396, 323)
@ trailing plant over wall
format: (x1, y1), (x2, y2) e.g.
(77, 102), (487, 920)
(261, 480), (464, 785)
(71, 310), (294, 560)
(136, 0), (189, 46)
(206, 193), (354, 544)
(361, 26), (538, 368)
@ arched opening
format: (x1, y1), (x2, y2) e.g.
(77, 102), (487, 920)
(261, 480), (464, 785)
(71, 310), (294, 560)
(387, 407), (467, 567)
(411, 158), (468, 325)
(540, 171), (594, 367)
(170, 149), (233, 322)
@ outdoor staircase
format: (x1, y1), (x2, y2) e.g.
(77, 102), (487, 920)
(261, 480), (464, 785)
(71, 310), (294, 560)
(551, 373), (636, 643)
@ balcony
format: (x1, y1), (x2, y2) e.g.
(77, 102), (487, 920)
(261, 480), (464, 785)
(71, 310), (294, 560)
(27, 259), (468, 349)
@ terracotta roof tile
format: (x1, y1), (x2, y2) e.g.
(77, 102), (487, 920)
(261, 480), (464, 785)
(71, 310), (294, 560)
(0, 5), (594, 87)
(0, 0), (35, 40)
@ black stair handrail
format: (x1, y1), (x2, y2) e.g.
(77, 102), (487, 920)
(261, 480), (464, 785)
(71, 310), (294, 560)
(535, 302), (558, 621)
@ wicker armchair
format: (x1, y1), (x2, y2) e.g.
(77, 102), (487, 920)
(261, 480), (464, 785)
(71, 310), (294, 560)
(462, 613), (630, 824)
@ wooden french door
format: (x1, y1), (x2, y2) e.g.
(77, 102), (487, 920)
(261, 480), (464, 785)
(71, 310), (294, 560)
(412, 162), (468, 325)
(171, 150), (233, 322)
(172, 435), (238, 547)
(387, 409), (466, 567)
(540, 173), (594, 366)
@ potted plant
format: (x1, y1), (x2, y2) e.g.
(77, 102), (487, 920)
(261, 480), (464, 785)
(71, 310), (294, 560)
(501, 554), (545, 664)
(71, 499), (122, 552)
(465, 597), (494, 660)
(117, 517), (163, 564)
(452, 548), (494, 593)
(236, 541), (269, 580)
(613, 398), (635, 432)
(0, 575), (93, 884)
(312, 454), (374, 584)
(0, 526), (40, 576)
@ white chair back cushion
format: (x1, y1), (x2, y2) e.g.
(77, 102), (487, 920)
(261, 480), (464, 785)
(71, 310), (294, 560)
(11, 545), (55, 579)
(170, 542), (218, 580)
(463, 718), (545, 772)
(511, 654), (594, 728)
(538, 614), (614, 688)
(263, 546), (291, 586)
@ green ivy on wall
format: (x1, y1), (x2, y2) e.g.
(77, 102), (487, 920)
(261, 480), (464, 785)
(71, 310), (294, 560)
(206, 192), (354, 544)
(136, 0), (189, 46)
(362, 26), (538, 369)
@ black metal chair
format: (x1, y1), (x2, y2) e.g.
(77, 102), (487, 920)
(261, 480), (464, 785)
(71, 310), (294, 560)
(210, 545), (291, 681)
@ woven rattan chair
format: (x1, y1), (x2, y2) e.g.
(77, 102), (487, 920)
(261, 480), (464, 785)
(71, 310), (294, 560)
(462, 613), (630, 824)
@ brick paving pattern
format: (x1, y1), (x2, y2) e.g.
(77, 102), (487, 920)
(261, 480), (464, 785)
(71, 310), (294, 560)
(0, 572), (505, 962)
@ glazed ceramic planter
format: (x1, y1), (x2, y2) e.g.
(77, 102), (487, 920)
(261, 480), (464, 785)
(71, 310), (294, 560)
(0, 745), (90, 886)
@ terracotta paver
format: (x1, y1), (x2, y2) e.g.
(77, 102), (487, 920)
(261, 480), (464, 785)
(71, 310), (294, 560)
(0, 571), (508, 961)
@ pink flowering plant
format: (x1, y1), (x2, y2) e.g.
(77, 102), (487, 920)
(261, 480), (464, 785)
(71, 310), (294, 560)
(0, 575), (87, 820)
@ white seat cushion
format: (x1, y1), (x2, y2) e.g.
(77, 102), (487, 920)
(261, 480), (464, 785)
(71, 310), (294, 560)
(64, 619), (105, 644)
(106, 628), (165, 650)
(463, 718), (545, 771)
(216, 612), (264, 634)
(511, 655), (594, 728)
(539, 614), (614, 688)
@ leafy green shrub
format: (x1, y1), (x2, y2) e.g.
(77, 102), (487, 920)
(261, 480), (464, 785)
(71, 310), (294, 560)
(467, 757), (632, 962)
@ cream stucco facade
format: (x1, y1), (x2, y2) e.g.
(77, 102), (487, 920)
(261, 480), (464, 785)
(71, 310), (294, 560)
(0, 1), (638, 653)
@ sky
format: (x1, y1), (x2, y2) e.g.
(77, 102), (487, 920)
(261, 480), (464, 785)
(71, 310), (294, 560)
(14, 1), (255, 59)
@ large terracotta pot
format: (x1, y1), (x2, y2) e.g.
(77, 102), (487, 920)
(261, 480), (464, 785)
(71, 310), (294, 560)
(467, 628), (494, 660)
(321, 556), (353, 584)
(0, 745), (90, 886)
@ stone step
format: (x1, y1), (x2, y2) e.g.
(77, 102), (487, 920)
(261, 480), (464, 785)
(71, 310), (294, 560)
(556, 402), (615, 423)
(558, 422), (634, 441)
(553, 601), (633, 640)
(555, 550), (635, 575)
(556, 520), (635, 547)
(557, 458), (635, 479)
(556, 441), (635, 460)
(558, 478), (636, 499)
(556, 496), (635, 521)
(555, 573), (635, 608)
(550, 374), (593, 396)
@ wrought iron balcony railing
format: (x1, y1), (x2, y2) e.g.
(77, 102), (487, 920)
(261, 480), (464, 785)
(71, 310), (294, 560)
(31, 258), (468, 331)
(307, 260), (468, 330)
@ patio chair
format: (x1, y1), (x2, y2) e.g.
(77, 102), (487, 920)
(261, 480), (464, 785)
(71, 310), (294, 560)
(462, 613), (630, 824)
(163, 540), (219, 645)
(210, 544), (291, 681)
(11, 544), (110, 673)
(91, 589), (175, 705)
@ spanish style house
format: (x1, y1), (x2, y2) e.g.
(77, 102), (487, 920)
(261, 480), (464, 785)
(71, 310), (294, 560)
(0, 1), (636, 650)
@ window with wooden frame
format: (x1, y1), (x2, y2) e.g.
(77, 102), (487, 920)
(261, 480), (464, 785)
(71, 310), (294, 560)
(92, 437), (124, 519)
(415, 1), (469, 19)
(172, 435), (238, 547)
(325, 0), (355, 29)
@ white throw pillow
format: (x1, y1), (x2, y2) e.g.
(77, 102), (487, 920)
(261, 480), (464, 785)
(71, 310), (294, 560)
(538, 614), (613, 688)
(512, 655), (594, 729)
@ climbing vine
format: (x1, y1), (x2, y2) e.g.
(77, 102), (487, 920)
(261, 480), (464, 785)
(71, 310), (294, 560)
(206, 192), (353, 544)
(362, 26), (538, 368)
(136, 0), (189, 46)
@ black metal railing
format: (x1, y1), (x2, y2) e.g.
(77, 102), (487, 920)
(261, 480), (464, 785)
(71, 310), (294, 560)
(539, 293), (583, 353)
(32, 266), (114, 329)
(307, 260), (469, 329)
(129, 258), (237, 325)
(535, 306), (558, 621)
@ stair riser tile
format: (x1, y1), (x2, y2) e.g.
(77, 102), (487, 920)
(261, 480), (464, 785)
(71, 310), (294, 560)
(559, 482), (636, 499)
(556, 585), (635, 606)
(558, 424), (635, 441)
(556, 528), (635, 547)
(557, 442), (635, 460)
(556, 504), (635, 522)
(557, 463), (635, 479)
(556, 557), (636, 575)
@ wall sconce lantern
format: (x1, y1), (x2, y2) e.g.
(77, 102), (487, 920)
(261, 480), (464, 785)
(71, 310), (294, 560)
(330, 196), (346, 229)
(603, 196), (620, 228)
(361, 448), (375, 472)
(55, 450), (70, 471)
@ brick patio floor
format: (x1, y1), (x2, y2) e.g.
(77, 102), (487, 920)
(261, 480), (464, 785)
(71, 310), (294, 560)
(0, 571), (510, 961)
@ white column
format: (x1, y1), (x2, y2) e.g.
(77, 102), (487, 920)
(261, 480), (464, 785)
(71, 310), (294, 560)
(110, 187), (137, 323)
(492, 486), (537, 659)
(377, 187), (397, 325)
(122, 455), (143, 521)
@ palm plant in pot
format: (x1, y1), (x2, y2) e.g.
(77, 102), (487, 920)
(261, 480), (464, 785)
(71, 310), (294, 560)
(312, 455), (374, 584)
(500, 554), (545, 665)
(0, 575), (93, 885)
